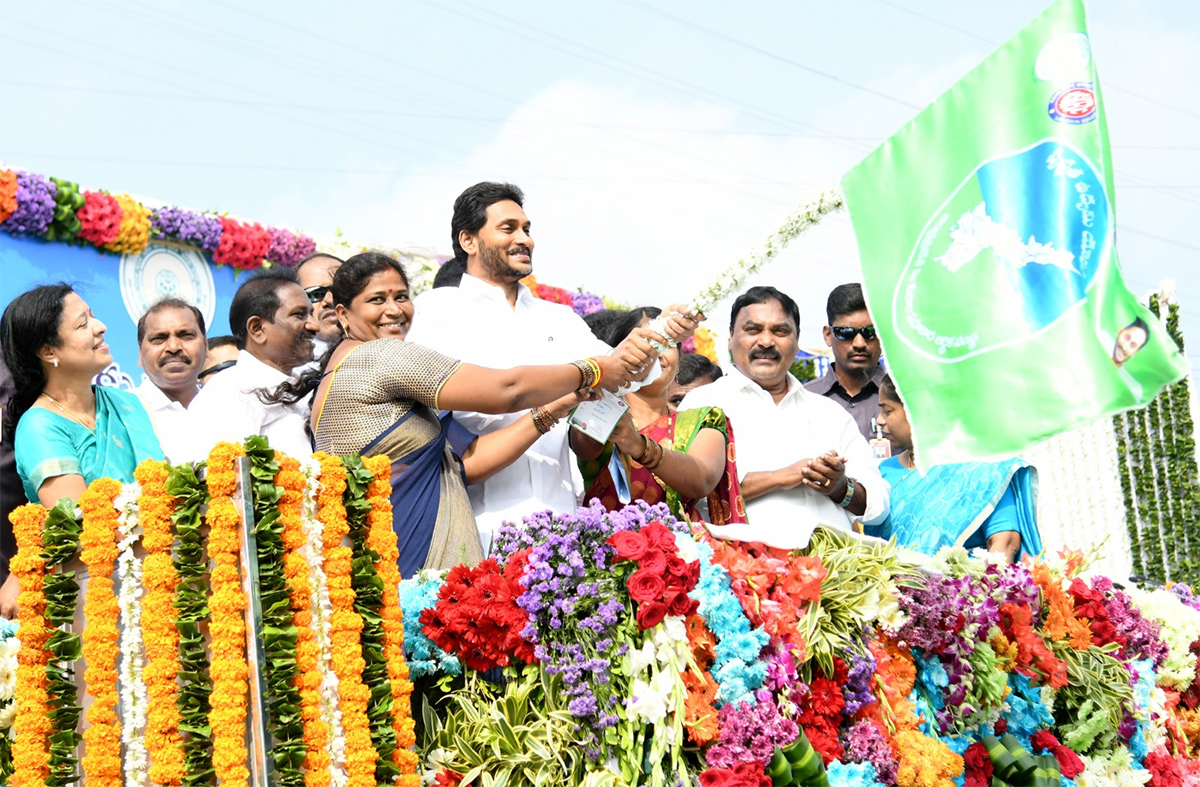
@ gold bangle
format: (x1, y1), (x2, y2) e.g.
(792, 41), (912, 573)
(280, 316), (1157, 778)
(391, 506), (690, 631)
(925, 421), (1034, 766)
(587, 357), (604, 388)
(571, 359), (595, 390)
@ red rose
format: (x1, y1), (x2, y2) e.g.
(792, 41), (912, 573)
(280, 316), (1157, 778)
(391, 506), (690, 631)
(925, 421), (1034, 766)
(1030, 730), (1060, 753)
(665, 554), (689, 578)
(963, 742), (994, 782)
(628, 569), (667, 603)
(608, 530), (649, 562)
(698, 769), (733, 787)
(638, 549), (668, 574)
(666, 588), (699, 618)
(1053, 744), (1084, 779)
(636, 600), (668, 630)
(993, 718), (1008, 734)
(642, 521), (676, 550)
(683, 559), (701, 589)
(731, 761), (770, 787)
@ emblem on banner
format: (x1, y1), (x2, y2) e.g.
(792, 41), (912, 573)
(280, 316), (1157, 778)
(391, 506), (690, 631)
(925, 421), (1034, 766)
(119, 243), (217, 329)
(1048, 82), (1098, 124)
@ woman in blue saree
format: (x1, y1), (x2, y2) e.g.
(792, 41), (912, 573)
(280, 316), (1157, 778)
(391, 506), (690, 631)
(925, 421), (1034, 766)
(868, 374), (1041, 562)
(283, 253), (631, 578)
(1, 284), (164, 614)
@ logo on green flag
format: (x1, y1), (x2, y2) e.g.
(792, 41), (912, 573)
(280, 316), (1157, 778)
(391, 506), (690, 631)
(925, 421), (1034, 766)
(842, 0), (1187, 464)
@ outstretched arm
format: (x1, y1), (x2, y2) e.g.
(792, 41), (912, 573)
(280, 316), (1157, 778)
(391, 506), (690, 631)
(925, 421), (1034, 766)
(436, 354), (627, 414)
(460, 391), (595, 484)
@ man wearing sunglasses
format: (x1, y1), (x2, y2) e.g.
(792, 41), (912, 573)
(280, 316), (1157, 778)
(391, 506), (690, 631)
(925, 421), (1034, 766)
(805, 283), (885, 439)
(297, 252), (345, 348)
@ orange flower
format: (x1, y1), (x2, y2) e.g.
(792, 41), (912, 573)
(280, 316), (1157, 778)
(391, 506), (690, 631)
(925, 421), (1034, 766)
(316, 453), (379, 787)
(894, 729), (963, 787)
(135, 460), (187, 786)
(363, 456), (418, 763)
(10, 504), (50, 787)
(206, 443), (250, 787)
(1032, 562), (1091, 650)
(79, 478), (124, 787)
(276, 455), (333, 787)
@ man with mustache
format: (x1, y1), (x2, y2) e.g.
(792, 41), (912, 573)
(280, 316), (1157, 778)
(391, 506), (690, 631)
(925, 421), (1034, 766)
(134, 298), (208, 463)
(186, 268), (319, 462)
(406, 181), (677, 554)
(804, 283), (885, 439)
(679, 286), (888, 548)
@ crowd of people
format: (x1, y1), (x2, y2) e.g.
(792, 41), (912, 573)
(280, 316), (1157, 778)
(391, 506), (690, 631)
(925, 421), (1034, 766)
(0, 180), (1042, 617)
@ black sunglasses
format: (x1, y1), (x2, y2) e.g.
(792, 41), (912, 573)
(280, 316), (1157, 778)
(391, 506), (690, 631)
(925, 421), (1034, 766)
(198, 359), (237, 382)
(830, 325), (878, 342)
(304, 285), (330, 304)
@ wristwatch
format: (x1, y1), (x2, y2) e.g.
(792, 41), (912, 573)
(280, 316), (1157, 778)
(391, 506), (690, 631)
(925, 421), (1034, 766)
(838, 476), (857, 509)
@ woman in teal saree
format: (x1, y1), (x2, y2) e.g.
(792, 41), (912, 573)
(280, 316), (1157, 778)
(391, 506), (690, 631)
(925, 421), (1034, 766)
(2, 284), (163, 507)
(869, 374), (1042, 562)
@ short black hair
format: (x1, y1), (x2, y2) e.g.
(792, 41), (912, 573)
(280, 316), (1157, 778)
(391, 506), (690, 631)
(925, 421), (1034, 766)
(228, 267), (301, 344)
(137, 298), (206, 344)
(583, 309), (626, 343)
(676, 353), (723, 387)
(826, 283), (868, 325)
(450, 182), (524, 263)
(729, 286), (800, 334)
(207, 334), (243, 351)
(433, 257), (466, 288)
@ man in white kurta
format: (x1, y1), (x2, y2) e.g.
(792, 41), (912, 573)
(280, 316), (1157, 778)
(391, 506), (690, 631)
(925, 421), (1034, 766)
(679, 286), (888, 548)
(407, 182), (661, 554)
(133, 299), (208, 464)
(186, 270), (320, 463)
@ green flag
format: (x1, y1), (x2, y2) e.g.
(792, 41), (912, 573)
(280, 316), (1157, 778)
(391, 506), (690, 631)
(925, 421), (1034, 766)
(841, 0), (1187, 465)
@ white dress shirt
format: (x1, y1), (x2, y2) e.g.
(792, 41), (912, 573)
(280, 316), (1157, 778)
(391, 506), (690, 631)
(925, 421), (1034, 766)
(678, 367), (889, 549)
(133, 380), (197, 464)
(184, 350), (313, 463)
(406, 273), (611, 553)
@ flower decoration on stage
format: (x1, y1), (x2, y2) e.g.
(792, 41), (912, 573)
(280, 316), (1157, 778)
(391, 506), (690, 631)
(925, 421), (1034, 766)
(44, 176), (86, 243)
(608, 521), (701, 630)
(150, 205), (223, 251)
(104, 194), (152, 255)
(685, 326), (719, 363)
(534, 283), (574, 308)
(213, 216), (273, 270)
(76, 190), (124, 248)
(420, 556), (536, 672)
(267, 226), (318, 267)
(0, 169), (18, 224)
(571, 291), (605, 317)
(0, 170), (57, 236)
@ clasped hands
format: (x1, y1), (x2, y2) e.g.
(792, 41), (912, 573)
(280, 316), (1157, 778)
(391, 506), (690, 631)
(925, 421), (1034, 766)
(784, 450), (848, 498)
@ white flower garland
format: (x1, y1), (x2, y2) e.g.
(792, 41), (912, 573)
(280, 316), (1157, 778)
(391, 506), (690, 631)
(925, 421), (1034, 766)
(300, 458), (348, 787)
(114, 481), (150, 787)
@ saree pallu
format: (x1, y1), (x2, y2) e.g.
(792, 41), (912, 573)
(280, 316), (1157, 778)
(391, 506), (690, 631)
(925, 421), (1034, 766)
(580, 406), (747, 525)
(15, 385), (164, 502)
(360, 407), (484, 578)
(870, 458), (1042, 558)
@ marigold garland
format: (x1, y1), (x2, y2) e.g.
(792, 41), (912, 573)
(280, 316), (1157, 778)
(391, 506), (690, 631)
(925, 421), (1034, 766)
(79, 478), (124, 787)
(363, 455), (419, 783)
(103, 193), (152, 254)
(136, 459), (187, 786)
(316, 452), (379, 787)
(206, 442), (251, 787)
(0, 169), (18, 223)
(280, 454), (334, 787)
(9, 504), (50, 787)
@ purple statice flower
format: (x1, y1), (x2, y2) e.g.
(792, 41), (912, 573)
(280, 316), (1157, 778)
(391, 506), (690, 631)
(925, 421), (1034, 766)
(1171, 583), (1200, 612)
(493, 501), (679, 755)
(0, 171), (57, 236)
(265, 226), (317, 267)
(150, 205), (223, 251)
(843, 649), (878, 716)
(570, 291), (605, 317)
(1089, 576), (1170, 668)
(844, 720), (898, 784)
(705, 698), (799, 768)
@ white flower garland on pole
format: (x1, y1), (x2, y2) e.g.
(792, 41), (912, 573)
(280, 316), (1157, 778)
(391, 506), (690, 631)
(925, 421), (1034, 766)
(114, 482), (150, 787)
(300, 457), (348, 787)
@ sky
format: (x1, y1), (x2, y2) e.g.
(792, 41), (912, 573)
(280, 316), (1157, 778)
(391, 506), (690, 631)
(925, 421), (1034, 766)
(2, 0), (1198, 374)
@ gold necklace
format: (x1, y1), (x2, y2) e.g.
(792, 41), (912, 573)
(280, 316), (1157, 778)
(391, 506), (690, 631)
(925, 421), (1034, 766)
(41, 393), (96, 433)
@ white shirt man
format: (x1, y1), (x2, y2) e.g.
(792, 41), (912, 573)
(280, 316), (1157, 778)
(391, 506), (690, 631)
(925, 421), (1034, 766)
(186, 271), (320, 463)
(133, 299), (208, 463)
(408, 271), (611, 552)
(679, 287), (888, 548)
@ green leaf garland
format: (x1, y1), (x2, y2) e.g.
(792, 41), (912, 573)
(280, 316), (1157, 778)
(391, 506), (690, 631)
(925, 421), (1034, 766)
(168, 462), (216, 785)
(244, 437), (306, 787)
(342, 455), (400, 783)
(42, 498), (82, 787)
